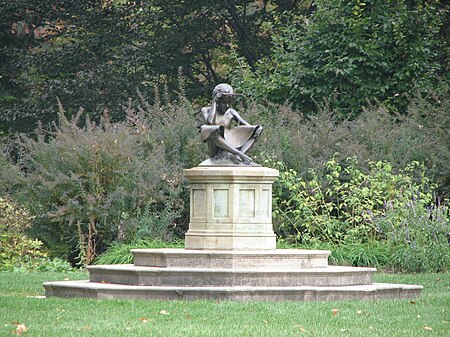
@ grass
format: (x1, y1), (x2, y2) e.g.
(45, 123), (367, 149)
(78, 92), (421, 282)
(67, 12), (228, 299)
(0, 271), (448, 337)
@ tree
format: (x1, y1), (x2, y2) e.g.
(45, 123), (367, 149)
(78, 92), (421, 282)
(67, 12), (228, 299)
(0, 1), (144, 132)
(1, 0), (303, 133)
(234, 0), (449, 118)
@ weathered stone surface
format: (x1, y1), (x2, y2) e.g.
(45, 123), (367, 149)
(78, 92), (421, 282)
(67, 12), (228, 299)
(184, 166), (278, 250)
(87, 264), (375, 287)
(43, 281), (423, 302)
(131, 248), (330, 269)
(43, 247), (423, 301)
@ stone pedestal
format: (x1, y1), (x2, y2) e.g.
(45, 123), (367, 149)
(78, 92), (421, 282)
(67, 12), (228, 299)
(183, 166), (278, 250)
(43, 165), (423, 302)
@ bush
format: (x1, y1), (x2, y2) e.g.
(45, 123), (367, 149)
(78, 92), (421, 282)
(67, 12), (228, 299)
(0, 196), (32, 234)
(1, 79), (448, 269)
(271, 157), (436, 244)
(242, 92), (449, 194)
(271, 157), (449, 272)
(0, 196), (73, 272)
(0, 233), (46, 271)
(376, 202), (449, 272)
(4, 95), (203, 265)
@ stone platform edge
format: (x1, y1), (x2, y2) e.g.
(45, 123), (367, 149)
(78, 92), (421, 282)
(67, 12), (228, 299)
(130, 248), (331, 269)
(43, 280), (423, 302)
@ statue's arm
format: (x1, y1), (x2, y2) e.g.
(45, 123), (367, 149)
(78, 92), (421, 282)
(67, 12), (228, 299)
(230, 109), (250, 126)
(206, 102), (217, 125)
(201, 107), (210, 122)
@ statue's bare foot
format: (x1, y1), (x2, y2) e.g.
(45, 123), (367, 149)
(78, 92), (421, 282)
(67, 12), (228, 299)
(230, 155), (241, 165)
(239, 153), (252, 165)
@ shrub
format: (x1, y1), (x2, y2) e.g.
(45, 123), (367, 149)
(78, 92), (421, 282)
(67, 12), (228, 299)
(271, 156), (449, 272)
(0, 150), (24, 195)
(1, 78), (448, 268)
(0, 196), (32, 234)
(0, 196), (73, 272)
(0, 196), (35, 273)
(0, 233), (46, 271)
(270, 157), (436, 244)
(5, 87), (210, 264)
(243, 92), (449, 194)
(6, 95), (202, 265)
(376, 202), (449, 272)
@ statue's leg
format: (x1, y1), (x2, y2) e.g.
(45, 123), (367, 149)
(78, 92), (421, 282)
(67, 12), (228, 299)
(207, 141), (218, 158)
(213, 136), (252, 165)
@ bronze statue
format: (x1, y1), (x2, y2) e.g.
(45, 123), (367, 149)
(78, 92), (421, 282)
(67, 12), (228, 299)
(200, 83), (262, 166)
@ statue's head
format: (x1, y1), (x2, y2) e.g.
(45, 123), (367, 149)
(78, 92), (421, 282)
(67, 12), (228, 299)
(212, 83), (234, 100)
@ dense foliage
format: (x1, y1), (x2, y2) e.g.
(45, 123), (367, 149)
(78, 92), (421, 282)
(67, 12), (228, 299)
(234, 0), (449, 117)
(272, 158), (436, 244)
(5, 95), (202, 265)
(2, 1), (448, 133)
(0, 2), (448, 271)
(271, 158), (449, 272)
(0, 0), (302, 133)
(1, 92), (447, 270)
(0, 196), (73, 271)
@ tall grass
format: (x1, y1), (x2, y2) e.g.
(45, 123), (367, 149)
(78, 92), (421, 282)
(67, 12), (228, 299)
(94, 238), (184, 265)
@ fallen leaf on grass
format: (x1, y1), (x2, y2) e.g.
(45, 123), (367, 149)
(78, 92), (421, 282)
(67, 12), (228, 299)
(294, 325), (307, 333)
(332, 309), (339, 316)
(424, 326), (432, 331)
(138, 317), (150, 324)
(159, 310), (169, 315)
(15, 324), (27, 335)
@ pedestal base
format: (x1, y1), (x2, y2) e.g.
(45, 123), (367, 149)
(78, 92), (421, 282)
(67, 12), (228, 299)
(43, 166), (423, 302)
(44, 248), (423, 301)
(183, 166), (278, 250)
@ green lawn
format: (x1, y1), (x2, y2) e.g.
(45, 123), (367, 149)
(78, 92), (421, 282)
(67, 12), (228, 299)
(0, 272), (448, 337)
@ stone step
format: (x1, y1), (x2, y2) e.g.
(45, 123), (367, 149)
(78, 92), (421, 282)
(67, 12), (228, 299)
(131, 248), (331, 269)
(87, 264), (376, 287)
(43, 280), (423, 302)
